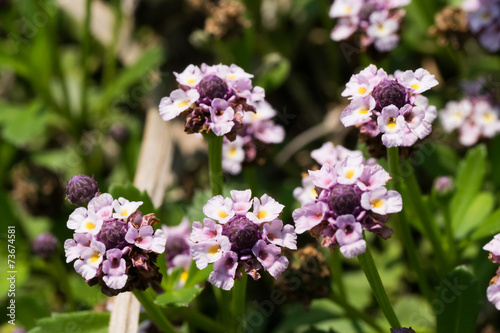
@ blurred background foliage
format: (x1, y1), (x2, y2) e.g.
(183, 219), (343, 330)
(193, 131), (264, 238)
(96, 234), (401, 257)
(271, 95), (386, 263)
(1, 0), (500, 332)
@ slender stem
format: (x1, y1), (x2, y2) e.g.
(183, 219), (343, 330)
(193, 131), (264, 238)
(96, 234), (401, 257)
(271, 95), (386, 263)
(184, 308), (227, 333)
(243, 165), (259, 195)
(203, 132), (224, 196)
(213, 287), (232, 329)
(52, 258), (75, 311)
(330, 250), (346, 299)
(132, 289), (176, 333)
(329, 292), (384, 333)
(80, 0), (92, 126)
(387, 147), (433, 300)
(403, 163), (448, 274)
(357, 242), (401, 329)
(233, 272), (247, 324)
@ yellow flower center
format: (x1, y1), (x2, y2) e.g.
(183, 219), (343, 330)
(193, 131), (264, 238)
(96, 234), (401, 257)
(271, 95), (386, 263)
(371, 198), (384, 209)
(484, 113), (494, 122)
(177, 99), (190, 109)
(358, 108), (369, 115)
(229, 147), (237, 157)
(218, 210), (228, 219)
(411, 83), (420, 91)
(90, 251), (101, 264)
(180, 271), (189, 282)
(226, 74), (236, 81)
(84, 221), (95, 230)
(345, 169), (355, 179)
(187, 78), (196, 85)
(256, 210), (268, 220)
(357, 86), (367, 95)
(121, 209), (129, 217)
(386, 117), (397, 130)
(208, 244), (221, 255)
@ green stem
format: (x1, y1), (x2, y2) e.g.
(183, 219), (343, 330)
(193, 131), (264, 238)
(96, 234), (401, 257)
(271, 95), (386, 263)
(132, 289), (176, 333)
(233, 272), (247, 324)
(203, 132), (224, 196)
(357, 242), (401, 329)
(213, 287), (232, 329)
(184, 308), (227, 333)
(329, 292), (384, 333)
(80, 0), (92, 126)
(387, 147), (433, 300)
(243, 165), (259, 195)
(403, 163), (448, 274)
(330, 250), (346, 299)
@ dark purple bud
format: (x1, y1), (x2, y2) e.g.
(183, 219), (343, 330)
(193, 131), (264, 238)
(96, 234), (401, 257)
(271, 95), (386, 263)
(391, 328), (416, 333)
(197, 75), (229, 101)
(33, 232), (58, 259)
(65, 174), (99, 207)
(96, 219), (129, 249)
(222, 216), (260, 254)
(185, 107), (207, 134)
(372, 79), (408, 110)
(328, 184), (361, 216)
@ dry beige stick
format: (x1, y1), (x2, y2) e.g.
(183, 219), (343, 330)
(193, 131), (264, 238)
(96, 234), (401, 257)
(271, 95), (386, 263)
(108, 107), (173, 333)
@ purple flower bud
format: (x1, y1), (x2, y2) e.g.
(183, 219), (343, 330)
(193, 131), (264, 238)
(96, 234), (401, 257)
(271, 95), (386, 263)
(222, 216), (260, 254)
(185, 107), (208, 134)
(372, 79), (408, 110)
(65, 174), (99, 207)
(328, 184), (361, 216)
(391, 328), (416, 333)
(197, 75), (229, 101)
(96, 219), (129, 249)
(33, 232), (58, 259)
(434, 176), (453, 195)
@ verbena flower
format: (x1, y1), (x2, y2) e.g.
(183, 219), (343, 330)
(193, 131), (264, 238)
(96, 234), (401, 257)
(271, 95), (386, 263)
(439, 96), (500, 146)
(190, 190), (296, 290)
(484, 234), (500, 310)
(292, 144), (401, 258)
(64, 177), (166, 296)
(222, 100), (285, 175)
(462, 0), (500, 52)
(340, 64), (438, 148)
(329, 0), (410, 52)
(159, 64), (264, 140)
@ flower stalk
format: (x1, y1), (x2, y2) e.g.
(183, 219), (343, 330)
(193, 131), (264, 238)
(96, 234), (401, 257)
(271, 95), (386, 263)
(204, 132), (224, 196)
(132, 289), (176, 333)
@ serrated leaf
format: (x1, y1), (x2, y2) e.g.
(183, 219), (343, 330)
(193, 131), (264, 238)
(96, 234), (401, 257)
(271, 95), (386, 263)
(453, 192), (494, 240)
(108, 183), (156, 215)
(155, 286), (203, 308)
(450, 145), (487, 231)
(28, 311), (110, 333)
(470, 208), (500, 241)
(435, 266), (480, 333)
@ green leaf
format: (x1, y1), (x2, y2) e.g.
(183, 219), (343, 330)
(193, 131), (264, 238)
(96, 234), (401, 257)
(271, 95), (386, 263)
(96, 47), (164, 110)
(435, 266), (480, 333)
(450, 145), (487, 231)
(155, 286), (203, 308)
(453, 192), (495, 240)
(256, 53), (291, 91)
(108, 183), (156, 215)
(28, 311), (110, 333)
(0, 101), (48, 147)
(470, 208), (500, 241)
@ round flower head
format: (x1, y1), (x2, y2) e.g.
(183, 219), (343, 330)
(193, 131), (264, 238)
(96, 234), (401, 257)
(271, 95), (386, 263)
(463, 0), (500, 52)
(439, 95), (500, 146)
(292, 146), (401, 258)
(340, 64), (438, 150)
(159, 63), (265, 140)
(190, 190), (296, 290)
(33, 232), (58, 259)
(222, 99), (285, 175)
(65, 174), (99, 207)
(329, 0), (410, 52)
(63, 179), (166, 296)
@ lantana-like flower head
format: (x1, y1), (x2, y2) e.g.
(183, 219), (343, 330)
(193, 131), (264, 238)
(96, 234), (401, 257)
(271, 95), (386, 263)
(159, 64), (265, 140)
(33, 232), (58, 259)
(340, 64), (439, 149)
(64, 176), (166, 296)
(222, 100), (285, 175)
(292, 143), (402, 258)
(484, 234), (500, 310)
(329, 0), (410, 52)
(190, 190), (297, 290)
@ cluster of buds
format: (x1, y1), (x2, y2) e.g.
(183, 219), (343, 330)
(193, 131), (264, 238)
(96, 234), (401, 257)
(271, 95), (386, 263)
(222, 100), (285, 175)
(329, 0), (410, 52)
(190, 190), (297, 290)
(439, 95), (500, 146)
(340, 64), (438, 148)
(292, 143), (402, 258)
(159, 64), (264, 140)
(462, 0), (500, 52)
(484, 235), (500, 309)
(63, 175), (166, 296)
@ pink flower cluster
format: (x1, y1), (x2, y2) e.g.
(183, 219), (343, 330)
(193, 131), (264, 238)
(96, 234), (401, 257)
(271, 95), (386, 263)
(340, 64), (438, 148)
(329, 0), (410, 52)
(64, 193), (166, 296)
(462, 0), (500, 52)
(292, 143), (402, 258)
(484, 235), (500, 310)
(190, 190), (296, 290)
(222, 100), (285, 175)
(439, 96), (500, 146)
(159, 64), (264, 139)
